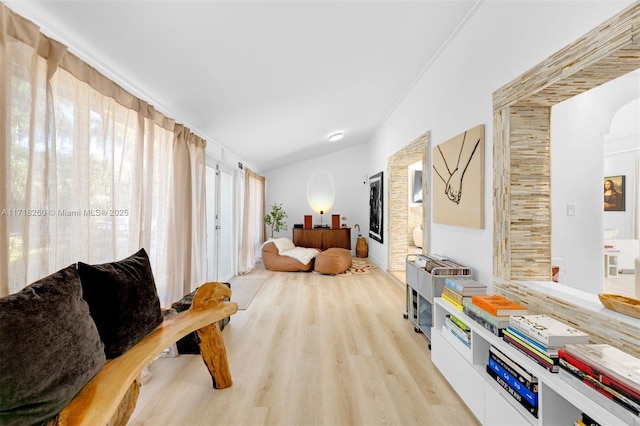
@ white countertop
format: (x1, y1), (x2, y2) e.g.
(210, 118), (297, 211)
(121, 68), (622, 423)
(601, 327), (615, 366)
(515, 280), (640, 328)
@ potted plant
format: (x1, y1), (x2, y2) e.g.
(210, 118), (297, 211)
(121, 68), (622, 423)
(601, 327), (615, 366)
(264, 203), (288, 238)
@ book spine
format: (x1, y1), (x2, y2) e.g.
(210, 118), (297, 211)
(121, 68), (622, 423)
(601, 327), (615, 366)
(463, 307), (503, 336)
(448, 313), (470, 332)
(559, 358), (640, 415)
(503, 329), (556, 364)
(559, 349), (640, 404)
(486, 365), (539, 418)
(488, 357), (538, 406)
(462, 300), (509, 328)
(444, 319), (471, 348)
(563, 346), (640, 397)
(506, 326), (556, 355)
(489, 346), (538, 389)
(444, 278), (465, 293)
(503, 333), (558, 373)
(441, 293), (463, 311)
(442, 286), (464, 305)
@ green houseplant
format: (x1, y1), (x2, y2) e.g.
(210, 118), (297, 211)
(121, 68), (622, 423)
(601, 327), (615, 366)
(264, 203), (288, 238)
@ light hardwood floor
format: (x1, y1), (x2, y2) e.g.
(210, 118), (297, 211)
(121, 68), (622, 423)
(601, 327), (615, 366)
(129, 261), (478, 426)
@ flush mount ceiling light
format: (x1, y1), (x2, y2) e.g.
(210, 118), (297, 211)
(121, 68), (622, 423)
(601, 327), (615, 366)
(327, 131), (344, 142)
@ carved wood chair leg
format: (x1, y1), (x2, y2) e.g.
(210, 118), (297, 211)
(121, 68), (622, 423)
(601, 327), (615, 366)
(196, 322), (233, 389)
(109, 376), (141, 426)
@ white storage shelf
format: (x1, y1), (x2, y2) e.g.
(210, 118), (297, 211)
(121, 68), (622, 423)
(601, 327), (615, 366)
(432, 298), (640, 426)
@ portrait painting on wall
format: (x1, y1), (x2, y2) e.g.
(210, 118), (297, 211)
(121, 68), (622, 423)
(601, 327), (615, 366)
(369, 171), (383, 243)
(604, 175), (625, 211)
(432, 124), (484, 229)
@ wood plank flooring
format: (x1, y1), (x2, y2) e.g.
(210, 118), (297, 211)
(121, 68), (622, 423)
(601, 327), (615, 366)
(129, 261), (478, 426)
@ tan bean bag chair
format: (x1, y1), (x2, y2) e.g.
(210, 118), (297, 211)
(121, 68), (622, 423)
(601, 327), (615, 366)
(262, 240), (318, 272)
(314, 248), (352, 275)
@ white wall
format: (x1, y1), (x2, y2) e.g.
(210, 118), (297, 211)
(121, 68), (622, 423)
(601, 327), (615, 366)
(551, 74), (640, 293)
(365, 0), (634, 286)
(264, 144), (370, 254)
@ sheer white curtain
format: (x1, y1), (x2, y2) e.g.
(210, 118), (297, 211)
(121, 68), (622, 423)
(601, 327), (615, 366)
(239, 169), (265, 274)
(0, 4), (206, 305)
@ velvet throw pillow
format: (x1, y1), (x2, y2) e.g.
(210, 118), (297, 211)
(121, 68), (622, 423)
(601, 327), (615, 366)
(77, 248), (163, 359)
(0, 265), (106, 426)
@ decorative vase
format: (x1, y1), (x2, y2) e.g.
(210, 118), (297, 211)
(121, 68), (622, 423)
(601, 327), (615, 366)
(356, 237), (368, 258)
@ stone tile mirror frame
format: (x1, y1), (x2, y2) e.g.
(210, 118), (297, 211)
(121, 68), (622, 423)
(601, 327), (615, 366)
(493, 2), (640, 282)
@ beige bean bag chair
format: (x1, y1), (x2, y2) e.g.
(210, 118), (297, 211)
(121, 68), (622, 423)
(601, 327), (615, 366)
(314, 248), (352, 275)
(262, 238), (319, 272)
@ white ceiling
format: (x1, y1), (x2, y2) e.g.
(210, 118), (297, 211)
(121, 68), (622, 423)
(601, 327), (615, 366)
(6, 1), (479, 172)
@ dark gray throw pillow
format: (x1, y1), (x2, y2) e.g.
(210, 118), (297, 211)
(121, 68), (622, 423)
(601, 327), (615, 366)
(0, 264), (106, 426)
(77, 248), (163, 359)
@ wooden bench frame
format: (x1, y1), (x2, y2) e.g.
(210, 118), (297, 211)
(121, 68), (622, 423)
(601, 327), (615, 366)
(51, 282), (238, 425)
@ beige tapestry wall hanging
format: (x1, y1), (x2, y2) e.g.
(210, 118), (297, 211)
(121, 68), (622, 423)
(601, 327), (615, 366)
(432, 124), (484, 229)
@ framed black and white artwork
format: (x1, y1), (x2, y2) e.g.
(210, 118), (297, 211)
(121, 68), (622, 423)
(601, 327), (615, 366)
(369, 171), (383, 243)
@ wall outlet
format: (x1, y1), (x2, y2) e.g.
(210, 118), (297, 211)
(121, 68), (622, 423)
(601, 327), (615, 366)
(567, 203), (576, 216)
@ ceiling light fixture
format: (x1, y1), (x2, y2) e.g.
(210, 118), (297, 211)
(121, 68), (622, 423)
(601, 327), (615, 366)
(328, 131), (344, 142)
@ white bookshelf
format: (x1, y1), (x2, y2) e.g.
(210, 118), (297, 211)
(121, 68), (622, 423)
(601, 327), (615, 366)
(432, 298), (640, 426)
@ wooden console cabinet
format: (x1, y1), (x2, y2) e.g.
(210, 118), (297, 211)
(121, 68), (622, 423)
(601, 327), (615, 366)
(292, 228), (351, 250)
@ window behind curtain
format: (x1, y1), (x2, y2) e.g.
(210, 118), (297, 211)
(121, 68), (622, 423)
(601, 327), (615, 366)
(2, 4), (206, 304)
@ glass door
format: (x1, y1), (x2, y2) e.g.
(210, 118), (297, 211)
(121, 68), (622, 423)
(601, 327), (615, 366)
(205, 164), (236, 282)
(217, 166), (235, 282)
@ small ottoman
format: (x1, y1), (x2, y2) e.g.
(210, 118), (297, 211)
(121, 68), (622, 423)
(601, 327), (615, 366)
(315, 248), (352, 275)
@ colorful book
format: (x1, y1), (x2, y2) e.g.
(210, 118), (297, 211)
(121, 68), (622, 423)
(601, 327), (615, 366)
(490, 345), (538, 391)
(462, 298), (510, 329)
(561, 344), (640, 400)
(442, 286), (464, 305)
(486, 365), (539, 418)
(444, 317), (471, 348)
(503, 331), (559, 373)
(448, 313), (470, 332)
(441, 293), (463, 311)
(503, 329), (557, 364)
(472, 294), (528, 316)
(465, 307), (503, 337)
(508, 315), (589, 347)
(559, 357), (640, 415)
(506, 326), (558, 357)
(444, 277), (487, 296)
(488, 356), (538, 407)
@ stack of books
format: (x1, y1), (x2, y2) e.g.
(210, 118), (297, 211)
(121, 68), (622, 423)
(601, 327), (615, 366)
(463, 294), (527, 337)
(505, 314), (589, 373)
(443, 313), (471, 348)
(423, 257), (471, 275)
(486, 344), (539, 418)
(441, 277), (487, 312)
(559, 344), (640, 415)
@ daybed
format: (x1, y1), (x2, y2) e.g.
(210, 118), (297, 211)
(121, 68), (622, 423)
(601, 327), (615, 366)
(262, 238), (319, 272)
